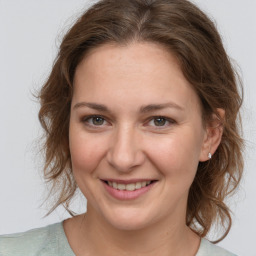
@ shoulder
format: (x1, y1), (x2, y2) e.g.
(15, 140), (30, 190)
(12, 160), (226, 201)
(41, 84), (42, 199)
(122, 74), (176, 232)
(197, 238), (237, 256)
(0, 222), (75, 256)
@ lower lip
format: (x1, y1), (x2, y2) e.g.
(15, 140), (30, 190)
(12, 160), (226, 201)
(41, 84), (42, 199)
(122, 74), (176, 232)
(102, 181), (156, 200)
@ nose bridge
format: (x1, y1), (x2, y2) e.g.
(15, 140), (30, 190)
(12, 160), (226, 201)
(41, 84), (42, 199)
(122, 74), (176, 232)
(107, 124), (144, 172)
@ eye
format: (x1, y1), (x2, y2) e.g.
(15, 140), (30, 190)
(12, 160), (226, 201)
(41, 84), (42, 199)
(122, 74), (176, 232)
(152, 117), (167, 126)
(83, 115), (107, 126)
(148, 116), (175, 127)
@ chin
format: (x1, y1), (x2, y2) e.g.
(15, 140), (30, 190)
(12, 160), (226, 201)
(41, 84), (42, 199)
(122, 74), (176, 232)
(102, 207), (157, 231)
(109, 218), (149, 231)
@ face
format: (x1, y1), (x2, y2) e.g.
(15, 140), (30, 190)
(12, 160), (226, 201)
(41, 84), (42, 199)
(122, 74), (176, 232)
(69, 42), (208, 231)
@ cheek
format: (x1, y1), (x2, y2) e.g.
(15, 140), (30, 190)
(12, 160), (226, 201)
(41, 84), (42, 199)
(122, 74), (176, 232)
(69, 129), (107, 175)
(146, 129), (203, 182)
(69, 131), (108, 205)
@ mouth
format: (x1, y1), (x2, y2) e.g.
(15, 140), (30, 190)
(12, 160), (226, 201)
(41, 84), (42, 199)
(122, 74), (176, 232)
(103, 180), (157, 191)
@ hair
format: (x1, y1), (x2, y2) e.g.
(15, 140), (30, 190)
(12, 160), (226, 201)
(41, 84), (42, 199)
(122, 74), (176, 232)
(38, 0), (243, 243)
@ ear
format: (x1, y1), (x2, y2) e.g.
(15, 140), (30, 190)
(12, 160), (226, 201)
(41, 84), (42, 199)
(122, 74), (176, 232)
(199, 108), (225, 162)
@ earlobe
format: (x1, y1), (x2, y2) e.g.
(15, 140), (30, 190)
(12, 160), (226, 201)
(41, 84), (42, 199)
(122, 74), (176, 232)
(199, 108), (225, 162)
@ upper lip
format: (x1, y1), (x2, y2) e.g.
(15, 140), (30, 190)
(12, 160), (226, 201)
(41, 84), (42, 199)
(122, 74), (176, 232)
(101, 179), (157, 184)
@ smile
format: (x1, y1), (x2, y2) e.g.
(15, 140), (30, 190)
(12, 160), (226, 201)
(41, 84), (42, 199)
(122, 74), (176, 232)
(106, 181), (152, 191)
(102, 179), (157, 200)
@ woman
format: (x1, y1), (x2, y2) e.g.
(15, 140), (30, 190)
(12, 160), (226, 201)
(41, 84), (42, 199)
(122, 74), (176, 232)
(0, 0), (243, 255)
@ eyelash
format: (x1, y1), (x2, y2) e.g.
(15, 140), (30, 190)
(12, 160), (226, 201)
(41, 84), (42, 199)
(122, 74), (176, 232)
(81, 115), (176, 129)
(147, 116), (176, 128)
(82, 115), (108, 127)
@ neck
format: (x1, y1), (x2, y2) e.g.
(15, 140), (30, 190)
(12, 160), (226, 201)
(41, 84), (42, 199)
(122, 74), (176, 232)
(66, 206), (200, 256)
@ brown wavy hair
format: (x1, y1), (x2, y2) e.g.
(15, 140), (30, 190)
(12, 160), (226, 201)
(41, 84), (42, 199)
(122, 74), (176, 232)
(38, 0), (243, 242)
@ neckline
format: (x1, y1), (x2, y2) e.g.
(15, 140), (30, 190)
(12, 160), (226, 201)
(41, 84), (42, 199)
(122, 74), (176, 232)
(59, 221), (76, 256)
(59, 221), (206, 256)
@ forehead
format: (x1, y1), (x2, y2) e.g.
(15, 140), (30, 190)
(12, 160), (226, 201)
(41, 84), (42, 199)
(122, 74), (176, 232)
(75, 42), (182, 84)
(72, 42), (201, 114)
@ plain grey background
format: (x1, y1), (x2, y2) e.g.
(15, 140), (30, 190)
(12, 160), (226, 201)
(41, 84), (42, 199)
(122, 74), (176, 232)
(0, 1), (255, 255)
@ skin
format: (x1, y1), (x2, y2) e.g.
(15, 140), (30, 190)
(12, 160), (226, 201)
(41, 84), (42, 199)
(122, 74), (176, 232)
(64, 42), (223, 256)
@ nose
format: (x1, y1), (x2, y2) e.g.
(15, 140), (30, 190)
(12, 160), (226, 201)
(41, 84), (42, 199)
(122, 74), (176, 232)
(106, 125), (145, 172)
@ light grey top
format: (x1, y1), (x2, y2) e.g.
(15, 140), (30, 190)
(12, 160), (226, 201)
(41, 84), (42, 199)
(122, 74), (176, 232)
(0, 222), (237, 256)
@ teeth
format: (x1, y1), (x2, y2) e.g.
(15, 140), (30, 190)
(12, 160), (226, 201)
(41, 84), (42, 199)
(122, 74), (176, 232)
(135, 182), (142, 189)
(107, 181), (152, 191)
(113, 182), (118, 189)
(126, 183), (136, 191)
(117, 183), (125, 190)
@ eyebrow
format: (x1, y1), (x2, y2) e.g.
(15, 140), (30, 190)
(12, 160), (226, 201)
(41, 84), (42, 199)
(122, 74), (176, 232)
(74, 102), (109, 112)
(139, 102), (184, 113)
(73, 102), (184, 112)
